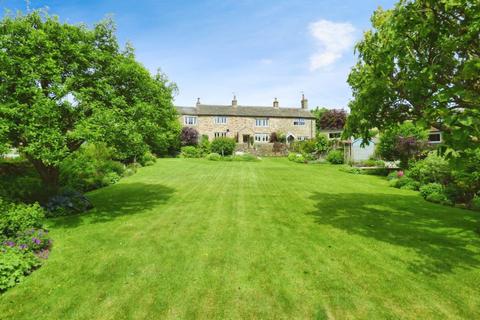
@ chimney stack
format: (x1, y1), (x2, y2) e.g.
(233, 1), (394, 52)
(273, 98), (279, 108)
(196, 97), (201, 107)
(232, 95), (238, 108)
(301, 93), (308, 109)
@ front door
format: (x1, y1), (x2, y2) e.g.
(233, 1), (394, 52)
(243, 134), (250, 144)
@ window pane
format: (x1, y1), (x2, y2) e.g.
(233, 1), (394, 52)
(429, 133), (441, 142)
(185, 116), (197, 125)
(255, 119), (268, 127)
(215, 116), (227, 124)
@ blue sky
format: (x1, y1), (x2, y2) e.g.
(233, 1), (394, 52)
(2, 0), (397, 109)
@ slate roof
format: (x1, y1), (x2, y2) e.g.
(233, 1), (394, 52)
(176, 104), (315, 119)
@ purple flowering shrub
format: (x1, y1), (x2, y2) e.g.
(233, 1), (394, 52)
(11, 228), (51, 252)
(1, 199), (52, 292)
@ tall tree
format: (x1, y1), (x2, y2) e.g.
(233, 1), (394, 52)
(319, 109), (347, 130)
(345, 0), (480, 160)
(0, 11), (179, 192)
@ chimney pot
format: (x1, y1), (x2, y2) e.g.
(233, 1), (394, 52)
(273, 98), (279, 108)
(232, 95), (238, 108)
(301, 94), (308, 109)
(196, 97), (201, 106)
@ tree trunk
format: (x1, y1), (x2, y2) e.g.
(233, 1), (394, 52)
(26, 155), (60, 195)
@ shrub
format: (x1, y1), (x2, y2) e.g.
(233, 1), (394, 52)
(0, 246), (41, 292)
(206, 153), (221, 161)
(389, 176), (419, 190)
(299, 140), (317, 155)
(45, 190), (93, 217)
(0, 200), (44, 239)
(210, 138), (236, 156)
(378, 122), (428, 167)
(425, 192), (452, 206)
(401, 180), (421, 191)
(326, 150), (344, 164)
(341, 167), (363, 175)
(315, 134), (330, 154)
(180, 146), (200, 158)
(389, 178), (400, 187)
(359, 159), (385, 167)
(407, 153), (451, 185)
(472, 196), (480, 211)
(270, 132), (279, 143)
(198, 135), (211, 156)
(419, 183), (444, 199)
(139, 151), (156, 166)
(180, 127), (199, 146)
(288, 153), (306, 163)
(59, 143), (125, 192)
(387, 171), (401, 181)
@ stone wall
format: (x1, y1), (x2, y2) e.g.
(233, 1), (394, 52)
(181, 115), (315, 142)
(235, 143), (288, 157)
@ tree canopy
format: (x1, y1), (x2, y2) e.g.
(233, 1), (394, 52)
(0, 11), (179, 190)
(345, 0), (480, 160)
(319, 109), (347, 130)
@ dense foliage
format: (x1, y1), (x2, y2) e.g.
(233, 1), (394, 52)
(180, 146), (201, 158)
(210, 138), (236, 156)
(288, 153), (306, 164)
(206, 153), (222, 161)
(377, 122), (428, 167)
(345, 0), (480, 165)
(326, 150), (344, 164)
(198, 135), (211, 156)
(390, 152), (480, 208)
(0, 159), (44, 203)
(0, 246), (41, 291)
(0, 11), (179, 192)
(0, 200), (44, 238)
(0, 198), (51, 291)
(60, 143), (125, 193)
(315, 134), (331, 154)
(311, 107), (328, 131)
(319, 109), (347, 130)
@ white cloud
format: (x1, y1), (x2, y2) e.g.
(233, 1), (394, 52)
(309, 20), (356, 71)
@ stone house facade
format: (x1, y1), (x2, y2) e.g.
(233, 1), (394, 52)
(176, 96), (316, 145)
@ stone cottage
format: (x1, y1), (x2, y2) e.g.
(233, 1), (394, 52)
(176, 95), (316, 144)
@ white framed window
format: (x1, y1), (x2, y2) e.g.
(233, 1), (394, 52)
(214, 116), (227, 124)
(214, 132), (227, 139)
(298, 136), (309, 141)
(255, 118), (269, 127)
(184, 116), (197, 125)
(428, 133), (442, 143)
(328, 132), (341, 139)
(254, 133), (270, 143)
(294, 118), (305, 126)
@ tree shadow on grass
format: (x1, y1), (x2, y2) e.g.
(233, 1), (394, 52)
(306, 192), (480, 276)
(48, 183), (175, 229)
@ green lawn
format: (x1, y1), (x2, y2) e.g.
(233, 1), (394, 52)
(1, 158), (479, 319)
